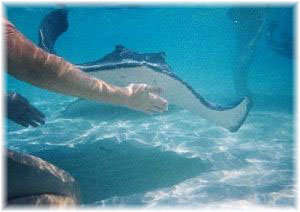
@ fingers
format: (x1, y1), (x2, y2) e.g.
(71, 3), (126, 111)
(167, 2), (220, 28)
(25, 104), (46, 126)
(29, 105), (46, 118)
(150, 106), (166, 114)
(20, 114), (39, 127)
(27, 108), (46, 125)
(144, 85), (164, 94)
(28, 111), (45, 125)
(126, 83), (168, 115)
(25, 117), (39, 127)
(139, 93), (168, 115)
(144, 87), (169, 114)
(143, 85), (168, 112)
(15, 112), (45, 128)
(14, 118), (29, 128)
(149, 93), (168, 112)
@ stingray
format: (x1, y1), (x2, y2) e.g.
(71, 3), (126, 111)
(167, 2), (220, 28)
(38, 8), (251, 132)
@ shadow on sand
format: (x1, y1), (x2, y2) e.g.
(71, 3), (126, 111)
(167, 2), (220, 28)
(32, 138), (211, 204)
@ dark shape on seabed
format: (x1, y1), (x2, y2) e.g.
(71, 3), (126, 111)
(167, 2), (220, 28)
(32, 139), (212, 204)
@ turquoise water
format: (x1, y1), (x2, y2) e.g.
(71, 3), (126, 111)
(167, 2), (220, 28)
(5, 4), (295, 209)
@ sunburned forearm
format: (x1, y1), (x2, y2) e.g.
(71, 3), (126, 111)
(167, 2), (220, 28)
(5, 18), (128, 105)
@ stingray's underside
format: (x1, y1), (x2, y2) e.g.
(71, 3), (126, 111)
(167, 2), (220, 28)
(38, 8), (252, 132)
(76, 61), (251, 132)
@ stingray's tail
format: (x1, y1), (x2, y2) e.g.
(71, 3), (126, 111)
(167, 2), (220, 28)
(203, 96), (252, 132)
(38, 7), (69, 54)
(185, 92), (252, 132)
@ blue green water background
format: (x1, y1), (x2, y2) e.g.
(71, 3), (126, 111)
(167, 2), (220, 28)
(4, 4), (295, 209)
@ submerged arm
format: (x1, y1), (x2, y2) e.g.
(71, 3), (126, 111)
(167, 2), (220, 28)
(4, 18), (168, 114)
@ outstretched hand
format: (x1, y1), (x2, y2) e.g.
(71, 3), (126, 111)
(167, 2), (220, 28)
(124, 84), (168, 114)
(7, 92), (45, 127)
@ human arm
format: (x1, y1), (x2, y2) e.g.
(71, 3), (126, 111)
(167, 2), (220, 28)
(4, 18), (168, 114)
(6, 91), (45, 127)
